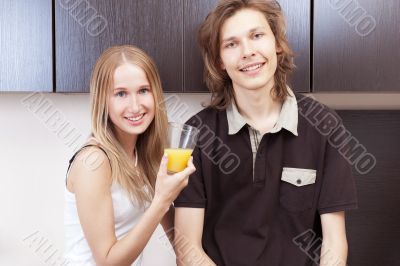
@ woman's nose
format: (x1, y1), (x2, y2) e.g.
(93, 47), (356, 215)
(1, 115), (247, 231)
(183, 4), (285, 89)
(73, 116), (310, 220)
(128, 95), (141, 113)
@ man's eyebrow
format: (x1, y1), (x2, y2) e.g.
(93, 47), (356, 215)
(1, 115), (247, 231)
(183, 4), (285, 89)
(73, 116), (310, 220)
(221, 36), (236, 43)
(221, 27), (265, 42)
(248, 27), (265, 33)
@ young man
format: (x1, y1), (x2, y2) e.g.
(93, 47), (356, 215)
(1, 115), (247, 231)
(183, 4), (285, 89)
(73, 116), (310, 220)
(174, 1), (357, 265)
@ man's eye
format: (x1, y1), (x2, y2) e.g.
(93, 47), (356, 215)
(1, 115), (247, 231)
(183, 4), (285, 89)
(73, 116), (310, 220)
(116, 91), (126, 97)
(225, 42), (236, 48)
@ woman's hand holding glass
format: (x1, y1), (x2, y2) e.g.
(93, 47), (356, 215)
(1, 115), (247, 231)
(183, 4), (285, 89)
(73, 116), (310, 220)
(153, 153), (196, 210)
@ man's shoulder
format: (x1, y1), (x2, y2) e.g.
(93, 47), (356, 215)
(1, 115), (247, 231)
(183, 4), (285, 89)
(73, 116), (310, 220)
(185, 106), (225, 128)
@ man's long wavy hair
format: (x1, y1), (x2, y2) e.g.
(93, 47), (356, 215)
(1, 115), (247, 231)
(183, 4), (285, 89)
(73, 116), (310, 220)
(89, 45), (168, 207)
(198, 0), (295, 109)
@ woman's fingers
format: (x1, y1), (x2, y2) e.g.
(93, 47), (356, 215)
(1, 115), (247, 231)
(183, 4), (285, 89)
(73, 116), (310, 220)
(158, 154), (168, 177)
(175, 157), (196, 181)
(187, 156), (194, 167)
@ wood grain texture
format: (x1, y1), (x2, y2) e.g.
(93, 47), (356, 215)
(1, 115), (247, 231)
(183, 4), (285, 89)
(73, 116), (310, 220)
(183, 0), (311, 92)
(277, 0), (311, 93)
(314, 0), (400, 92)
(183, 0), (216, 93)
(0, 0), (52, 92)
(337, 111), (400, 265)
(56, 0), (183, 92)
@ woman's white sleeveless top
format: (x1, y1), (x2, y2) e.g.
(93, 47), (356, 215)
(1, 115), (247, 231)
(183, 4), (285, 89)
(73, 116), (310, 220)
(64, 182), (147, 265)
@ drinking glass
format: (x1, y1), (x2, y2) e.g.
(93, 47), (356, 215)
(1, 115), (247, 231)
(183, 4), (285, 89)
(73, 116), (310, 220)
(165, 122), (199, 174)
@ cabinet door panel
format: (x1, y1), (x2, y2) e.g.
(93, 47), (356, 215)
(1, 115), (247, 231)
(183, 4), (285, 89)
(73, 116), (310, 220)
(56, 0), (183, 92)
(314, 0), (400, 91)
(184, 0), (310, 93)
(0, 0), (52, 92)
(338, 111), (400, 265)
(278, 0), (311, 93)
(183, 0), (216, 93)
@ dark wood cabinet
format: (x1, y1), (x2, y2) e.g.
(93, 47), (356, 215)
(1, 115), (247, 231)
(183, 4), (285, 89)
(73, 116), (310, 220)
(337, 111), (400, 265)
(183, 0), (216, 93)
(2, 1), (399, 93)
(56, 0), (183, 93)
(277, 0), (311, 93)
(184, 0), (311, 93)
(314, 0), (400, 92)
(0, 0), (52, 92)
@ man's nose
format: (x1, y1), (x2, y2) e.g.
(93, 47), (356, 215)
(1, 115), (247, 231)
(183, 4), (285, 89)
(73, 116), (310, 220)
(241, 40), (256, 59)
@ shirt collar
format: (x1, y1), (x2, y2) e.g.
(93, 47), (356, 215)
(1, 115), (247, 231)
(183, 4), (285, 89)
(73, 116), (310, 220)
(226, 87), (298, 136)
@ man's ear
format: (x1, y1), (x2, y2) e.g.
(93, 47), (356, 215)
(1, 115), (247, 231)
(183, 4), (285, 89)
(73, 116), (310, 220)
(219, 57), (226, 70)
(276, 43), (283, 54)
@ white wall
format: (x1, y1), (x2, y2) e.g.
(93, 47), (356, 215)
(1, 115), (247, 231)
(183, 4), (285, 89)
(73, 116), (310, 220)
(0, 92), (210, 266)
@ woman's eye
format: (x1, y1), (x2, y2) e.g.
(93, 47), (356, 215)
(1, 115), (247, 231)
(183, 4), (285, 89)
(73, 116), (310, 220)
(139, 88), (150, 94)
(254, 33), (264, 39)
(116, 91), (126, 97)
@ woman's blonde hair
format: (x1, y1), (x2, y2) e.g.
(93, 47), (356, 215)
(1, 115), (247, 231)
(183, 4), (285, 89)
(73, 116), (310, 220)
(198, 0), (295, 109)
(89, 45), (168, 207)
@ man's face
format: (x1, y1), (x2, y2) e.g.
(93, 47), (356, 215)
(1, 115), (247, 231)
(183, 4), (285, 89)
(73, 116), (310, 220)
(219, 8), (281, 93)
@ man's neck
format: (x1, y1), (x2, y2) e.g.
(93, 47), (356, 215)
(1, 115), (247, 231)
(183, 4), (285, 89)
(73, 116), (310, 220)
(233, 85), (283, 134)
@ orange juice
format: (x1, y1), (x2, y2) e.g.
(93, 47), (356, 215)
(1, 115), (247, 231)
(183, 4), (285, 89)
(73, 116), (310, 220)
(165, 148), (193, 173)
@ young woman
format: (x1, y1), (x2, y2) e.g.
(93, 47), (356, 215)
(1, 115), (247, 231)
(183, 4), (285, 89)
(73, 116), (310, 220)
(64, 45), (195, 265)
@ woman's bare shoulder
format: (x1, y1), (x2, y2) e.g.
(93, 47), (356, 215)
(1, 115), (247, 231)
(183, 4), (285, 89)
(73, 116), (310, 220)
(67, 145), (112, 193)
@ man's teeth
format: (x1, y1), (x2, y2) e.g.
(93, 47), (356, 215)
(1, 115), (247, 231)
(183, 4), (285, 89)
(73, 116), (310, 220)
(127, 114), (144, 121)
(241, 64), (263, 72)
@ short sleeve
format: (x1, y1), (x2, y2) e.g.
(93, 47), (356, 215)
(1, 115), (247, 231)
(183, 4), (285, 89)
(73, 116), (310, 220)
(174, 144), (206, 208)
(318, 130), (358, 214)
(174, 115), (207, 208)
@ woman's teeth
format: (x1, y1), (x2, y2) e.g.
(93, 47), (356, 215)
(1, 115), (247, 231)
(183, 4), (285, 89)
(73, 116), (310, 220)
(127, 114), (144, 121)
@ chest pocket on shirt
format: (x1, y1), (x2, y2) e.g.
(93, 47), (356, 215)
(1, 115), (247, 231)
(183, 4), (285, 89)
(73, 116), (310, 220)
(279, 167), (317, 212)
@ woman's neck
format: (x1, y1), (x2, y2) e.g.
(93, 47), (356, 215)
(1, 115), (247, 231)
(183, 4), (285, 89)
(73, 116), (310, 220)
(114, 129), (137, 160)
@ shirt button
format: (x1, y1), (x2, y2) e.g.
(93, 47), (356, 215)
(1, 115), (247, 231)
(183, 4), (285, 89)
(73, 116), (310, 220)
(296, 179), (302, 185)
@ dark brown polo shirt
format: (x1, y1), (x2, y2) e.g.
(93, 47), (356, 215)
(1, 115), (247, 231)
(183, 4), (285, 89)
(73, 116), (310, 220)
(174, 92), (358, 266)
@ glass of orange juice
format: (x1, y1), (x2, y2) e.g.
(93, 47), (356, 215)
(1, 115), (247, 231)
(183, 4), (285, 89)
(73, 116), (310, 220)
(165, 122), (199, 174)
